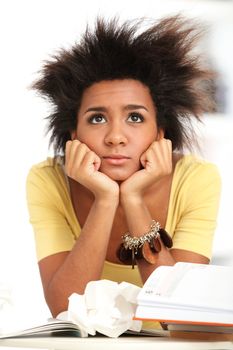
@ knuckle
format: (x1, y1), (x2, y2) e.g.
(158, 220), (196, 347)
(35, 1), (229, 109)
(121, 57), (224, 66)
(65, 140), (72, 147)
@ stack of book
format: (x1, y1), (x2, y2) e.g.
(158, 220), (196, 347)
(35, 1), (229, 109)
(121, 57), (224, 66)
(134, 262), (233, 339)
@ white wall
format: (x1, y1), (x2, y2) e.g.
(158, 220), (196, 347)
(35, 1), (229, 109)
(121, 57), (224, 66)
(0, 0), (232, 322)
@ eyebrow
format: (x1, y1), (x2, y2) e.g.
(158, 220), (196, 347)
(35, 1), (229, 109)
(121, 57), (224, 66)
(84, 104), (148, 114)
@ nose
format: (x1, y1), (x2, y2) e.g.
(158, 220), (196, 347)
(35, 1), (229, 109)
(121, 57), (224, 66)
(104, 122), (128, 146)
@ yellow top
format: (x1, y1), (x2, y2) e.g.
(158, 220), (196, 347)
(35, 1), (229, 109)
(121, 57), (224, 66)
(26, 154), (221, 288)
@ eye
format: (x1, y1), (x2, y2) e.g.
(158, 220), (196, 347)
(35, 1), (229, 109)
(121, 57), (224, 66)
(127, 112), (144, 123)
(88, 114), (106, 124)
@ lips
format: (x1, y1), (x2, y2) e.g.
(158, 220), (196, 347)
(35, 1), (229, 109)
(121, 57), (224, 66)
(102, 154), (130, 165)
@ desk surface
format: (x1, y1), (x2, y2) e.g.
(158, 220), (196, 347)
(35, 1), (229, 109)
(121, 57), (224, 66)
(0, 336), (233, 350)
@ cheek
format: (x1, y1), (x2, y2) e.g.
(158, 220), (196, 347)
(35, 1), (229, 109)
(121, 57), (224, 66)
(135, 135), (156, 154)
(77, 131), (102, 153)
(75, 126), (90, 143)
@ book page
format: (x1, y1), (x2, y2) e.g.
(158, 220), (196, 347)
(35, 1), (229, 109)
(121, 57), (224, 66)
(136, 263), (233, 312)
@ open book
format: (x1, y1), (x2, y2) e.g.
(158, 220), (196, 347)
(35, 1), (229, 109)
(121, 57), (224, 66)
(0, 318), (169, 339)
(134, 262), (233, 334)
(0, 319), (89, 338)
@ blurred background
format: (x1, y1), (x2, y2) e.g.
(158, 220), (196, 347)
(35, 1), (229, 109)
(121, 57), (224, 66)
(0, 0), (233, 324)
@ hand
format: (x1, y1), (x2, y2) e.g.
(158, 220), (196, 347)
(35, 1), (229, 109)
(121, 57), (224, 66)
(120, 139), (172, 200)
(65, 140), (119, 201)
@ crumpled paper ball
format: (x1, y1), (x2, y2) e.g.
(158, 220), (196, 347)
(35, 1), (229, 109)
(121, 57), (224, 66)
(58, 279), (142, 338)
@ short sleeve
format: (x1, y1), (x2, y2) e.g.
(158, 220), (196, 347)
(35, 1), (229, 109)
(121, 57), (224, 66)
(170, 161), (221, 259)
(26, 163), (76, 261)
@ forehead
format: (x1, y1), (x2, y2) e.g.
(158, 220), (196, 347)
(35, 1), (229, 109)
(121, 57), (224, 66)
(80, 79), (154, 107)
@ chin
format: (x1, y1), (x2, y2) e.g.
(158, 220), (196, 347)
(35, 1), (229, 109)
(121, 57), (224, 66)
(109, 175), (128, 183)
(101, 168), (135, 182)
(106, 173), (129, 182)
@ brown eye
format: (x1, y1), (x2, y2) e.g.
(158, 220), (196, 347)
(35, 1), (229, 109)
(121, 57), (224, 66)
(88, 114), (106, 124)
(127, 113), (144, 123)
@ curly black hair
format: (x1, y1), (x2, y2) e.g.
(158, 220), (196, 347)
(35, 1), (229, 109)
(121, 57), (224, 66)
(32, 15), (216, 155)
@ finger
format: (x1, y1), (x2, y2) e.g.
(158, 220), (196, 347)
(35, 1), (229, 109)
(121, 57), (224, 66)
(81, 151), (101, 172)
(156, 139), (172, 161)
(65, 140), (80, 171)
(140, 150), (147, 168)
(140, 147), (155, 169)
(140, 139), (171, 169)
(66, 140), (91, 175)
(65, 140), (72, 162)
(151, 139), (171, 156)
(70, 142), (92, 173)
(140, 140), (157, 168)
(140, 139), (172, 172)
(140, 138), (158, 161)
(65, 140), (77, 173)
(164, 139), (172, 163)
(151, 139), (172, 172)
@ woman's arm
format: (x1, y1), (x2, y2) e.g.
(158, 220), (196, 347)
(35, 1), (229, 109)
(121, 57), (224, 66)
(38, 140), (119, 317)
(120, 194), (209, 282)
(120, 139), (209, 282)
(39, 196), (118, 317)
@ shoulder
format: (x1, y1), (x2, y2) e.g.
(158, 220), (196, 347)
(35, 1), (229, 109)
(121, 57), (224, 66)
(175, 154), (221, 183)
(27, 156), (65, 183)
(172, 154), (221, 202)
(26, 156), (68, 199)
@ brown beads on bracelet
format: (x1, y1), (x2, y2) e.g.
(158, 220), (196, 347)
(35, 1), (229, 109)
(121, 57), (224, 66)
(117, 222), (173, 269)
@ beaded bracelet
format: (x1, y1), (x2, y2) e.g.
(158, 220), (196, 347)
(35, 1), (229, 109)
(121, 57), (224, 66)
(117, 220), (173, 269)
(122, 220), (160, 250)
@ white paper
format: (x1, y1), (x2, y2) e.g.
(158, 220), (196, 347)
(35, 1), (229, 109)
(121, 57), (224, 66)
(58, 279), (142, 338)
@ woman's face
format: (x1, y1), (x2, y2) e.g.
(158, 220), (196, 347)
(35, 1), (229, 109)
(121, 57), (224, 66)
(73, 79), (163, 181)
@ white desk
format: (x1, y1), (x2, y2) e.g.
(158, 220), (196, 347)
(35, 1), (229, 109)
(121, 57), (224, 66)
(0, 336), (233, 350)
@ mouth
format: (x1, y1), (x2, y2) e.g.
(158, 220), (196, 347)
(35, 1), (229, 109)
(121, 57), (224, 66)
(102, 155), (131, 165)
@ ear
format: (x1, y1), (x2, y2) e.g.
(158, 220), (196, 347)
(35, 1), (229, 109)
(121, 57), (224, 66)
(156, 128), (165, 141)
(70, 130), (77, 140)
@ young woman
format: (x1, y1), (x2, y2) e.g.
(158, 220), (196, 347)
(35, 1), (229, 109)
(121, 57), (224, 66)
(26, 15), (221, 318)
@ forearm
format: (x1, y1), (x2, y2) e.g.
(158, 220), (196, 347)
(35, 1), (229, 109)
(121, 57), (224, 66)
(121, 195), (175, 283)
(44, 198), (118, 316)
